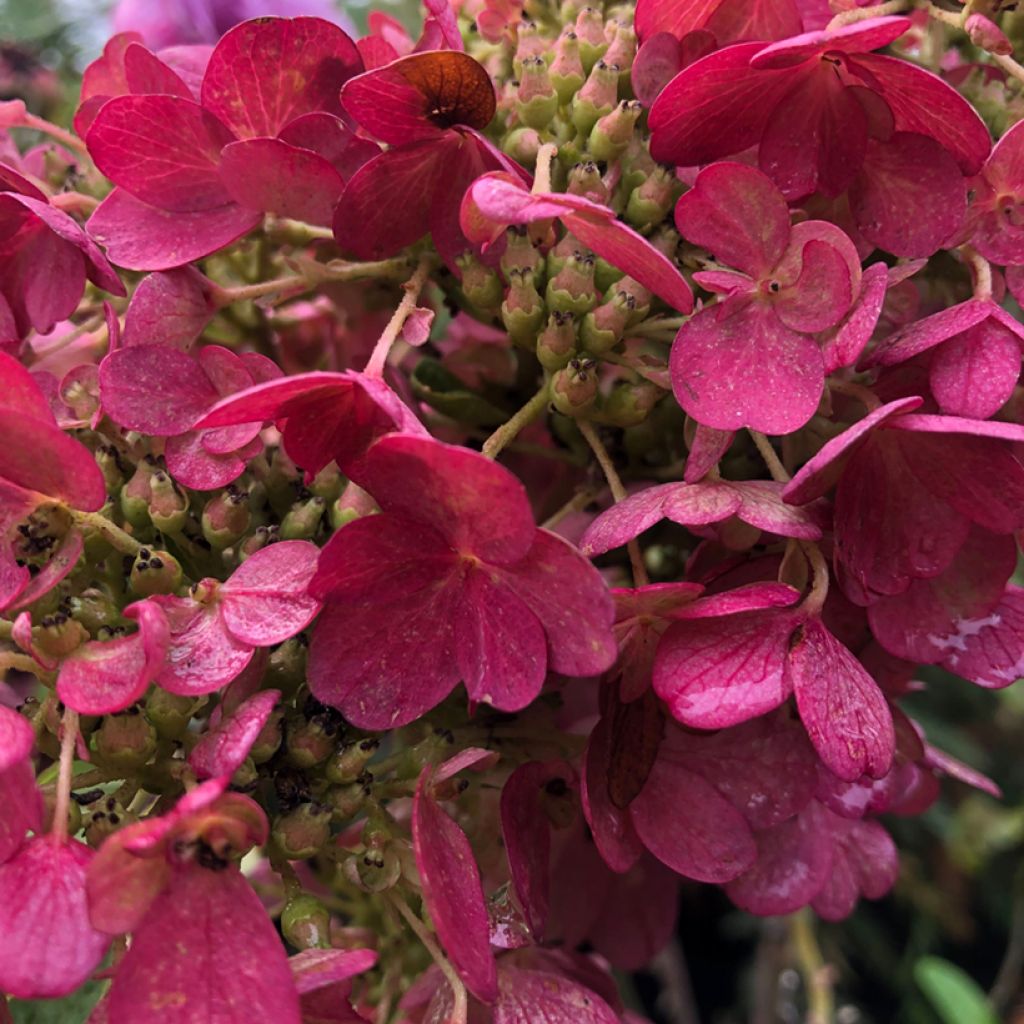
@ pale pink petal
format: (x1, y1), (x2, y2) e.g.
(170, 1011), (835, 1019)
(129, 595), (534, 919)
(189, 689), (281, 780)
(108, 867), (301, 1024)
(821, 261), (889, 372)
(493, 965), (620, 1024)
(938, 585), (1024, 689)
(86, 822), (171, 934)
(164, 430), (250, 490)
(413, 767), (497, 1002)
(810, 811), (898, 920)
(0, 838), (109, 998)
(580, 484), (691, 557)
(929, 318), (1021, 419)
(290, 948), (378, 995)
(123, 267), (219, 350)
(750, 16), (911, 68)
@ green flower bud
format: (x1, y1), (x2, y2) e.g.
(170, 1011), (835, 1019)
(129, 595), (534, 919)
(239, 525), (279, 560)
(619, 135), (658, 193)
(325, 738), (381, 785)
(517, 56), (558, 130)
(601, 380), (663, 428)
(42, 788), (82, 835)
(501, 267), (546, 346)
(457, 252), (503, 311)
(230, 756), (259, 790)
(536, 310), (578, 370)
(94, 707), (158, 771)
(145, 689), (198, 740)
(575, 7), (609, 72)
(280, 495), (326, 541)
(95, 445), (127, 493)
(513, 18), (545, 76)
(503, 126), (543, 165)
(33, 610), (88, 661)
(626, 166), (678, 230)
(566, 160), (608, 203)
(550, 29), (585, 105)
(68, 586), (121, 635)
(282, 894), (332, 950)
(272, 803), (332, 860)
(285, 712), (339, 769)
(265, 447), (301, 517)
(201, 486), (252, 549)
(250, 708), (285, 764)
(580, 290), (637, 354)
(500, 226), (545, 280)
(307, 464), (344, 502)
(326, 775), (373, 820)
(129, 548), (183, 597)
(588, 99), (642, 162)
(551, 358), (599, 416)
(604, 20), (637, 81)
(83, 795), (134, 848)
(265, 636), (307, 697)
(346, 841), (401, 893)
(572, 60), (619, 136)
(546, 251), (598, 315)
(120, 458), (158, 529)
(147, 471), (189, 533)
(609, 277), (652, 325)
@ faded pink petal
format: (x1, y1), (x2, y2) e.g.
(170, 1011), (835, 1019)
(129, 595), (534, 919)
(290, 947), (378, 995)
(631, 33), (684, 108)
(57, 600), (170, 715)
(0, 838), (109, 998)
(937, 585), (1024, 689)
(88, 187), (261, 271)
(413, 767), (497, 1002)
(821, 261), (889, 372)
(122, 267), (219, 350)
(189, 689), (281, 779)
(684, 424), (734, 482)
(201, 16), (360, 139)
(107, 866), (301, 1024)
(788, 618), (894, 781)
(278, 112), (380, 179)
(493, 965), (619, 1024)
(0, 707), (41, 863)
(928, 317), (1022, 418)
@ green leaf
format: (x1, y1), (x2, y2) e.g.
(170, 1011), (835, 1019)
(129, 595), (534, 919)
(913, 956), (999, 1024)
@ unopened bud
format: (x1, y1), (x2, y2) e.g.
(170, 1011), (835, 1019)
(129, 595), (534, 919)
(201, 486), (252, 549)
(145, 689), (197, 740)
(457, 252), (503, 310)
(83, 794), (134, 848)
(536, 310), (578, 370)
(604, 20), (637, 77)
(307, 464), (344, 502)
(513, 19), (546, 74)
(588, 99), (642, 161)
(572, 59), (620, 135)
(33, 611), (88, 660)
(120, 458), (158, 529)
(610, 276), (652, 324)
(69, 587), (121, 635)
(503, 125), (543, 164)
(551, 358), (599, 415)
(517, 56), (558, 129)
(500, 226), (545, 279)
(602, 380), (663, 427)
(285, 711), (340, 769)
(272, 803), (332, 860)
(566, 160), (609, 203)
(546, 251), (598, 315)
(282, 894), (332, 950)
(581, 290), (636, 353)
(265, 636), (307, 697)
(95, 445), (126, 493)
(326, 738), (381, 785)
(551, 30), (585, 104)
(626, 166), (677, 229)
(280, 495), (326, 541)
(147, 471), (188, 533)
(575, 7), (609, 71)
(501, 267), (546, 345)
(327, 776), (372, 820)
(967, 12), (1013, 54)
(250, 708), (285, 764)
(129, 548), (183, 596)
(95, 707), (158, 771)
(239, 524), (278, 560)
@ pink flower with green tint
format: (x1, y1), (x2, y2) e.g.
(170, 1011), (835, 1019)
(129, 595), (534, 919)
(670, 162), (864, 432)
(87, 777), (300, 1024)
(308, 434), (617, 729)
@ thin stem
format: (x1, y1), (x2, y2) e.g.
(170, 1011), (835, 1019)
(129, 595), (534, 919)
(789, 910), (834, 1024)
(827, 0), (908, 28)
(389, 892), (468, 1024)
(0, 652), (51, 678)
(363, 254), (433, 378)
(748, 430), (790, 483)
(70, 509), (143, 555)
(924, 2), (967, 28)
(19, 111), (91, 159)
(960, 243), (993, 300)
(799, 542), (831, 616)
(991, 51), (1024, 87)
(828, 378), (881, 411)
(52, 708), (80, 846)
(578, 420), (650, 587)
(215, 274), (309, 304)
(482, 382), (550, 459)
(541, 487), (598, 530)
(50, 192), (100, 215)
(629, 315), (688, 338)
(533, 142), (558, 194)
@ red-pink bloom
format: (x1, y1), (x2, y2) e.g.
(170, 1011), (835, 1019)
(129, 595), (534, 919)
(635, 0), (803, 47)
(55, 599), (170, 715)
(863, 296), (1024, 419)
(0, 835), (110, 998)
(671, 163), (865, 432)
(413, 762), (497, 1002)
(967, 118), (1024, 265)
(0, 704), (42, 864)
(86, 16), (366, 269)
(0, 168), (124, 337)
(150, 540), (321, 696)
(193, 370), (426, 484)
(650, 18), (990, 256)
(308, 435), (617, 729)
(0, 352), (106, 612)
(99, 343), (282, 488)
(121, 267), (220, 350)
(783, 397), (1024, 602)
(87, 777), (300, 1024)
(188, 688), (281, 779)
(335, 51), (529, 265)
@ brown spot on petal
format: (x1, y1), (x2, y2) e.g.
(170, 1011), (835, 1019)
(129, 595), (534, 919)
(398, 51), (496, 131)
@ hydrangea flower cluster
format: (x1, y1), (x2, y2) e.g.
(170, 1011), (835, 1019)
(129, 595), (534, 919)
(1, 0), (1023, 1020)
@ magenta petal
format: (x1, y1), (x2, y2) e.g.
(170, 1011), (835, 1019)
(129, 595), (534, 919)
(648, 43), (789, 167)
(154, 594), (253, 696)
(822, 261), (889, 372)
(939, 585), (1024, 689)
(869, 528), (1016, 664)
(0, 838), (109, 998)
(0, 706), (41, 862)
(189, 689), (281, 779)
(670, 302), (824, 434)
(201, 16), (361, 139)
(57, 600), (170, 715)
(674, 162), (790, 278)
(413, 768), (497, 1002)
(220, 540), (321, 645)
(775, 238), (854, 333)
(684, 424), (734, 483)
(8, 529), (86, 613)
(810, 811), (898, 920)
(123, 41), (193, 96)
(725, 806), (832, 915)
(100, 344), (218, 434)
(108, 867), (301, 1024)
(929, 318), (1021, 419)
(456, 569), (547, 711)
(88, 188), (261, 271)
(0, 350), (55, 422)
(630, 755), (756, 882)
(788, 618), (894, 781)
(164, 430), (249, 490)
(219, 138), (344, 227)
(0, 703), (34, 770)
(291, 948), (378, 995)
(850, 133), (967, 258)
(278, 112), (380, 179)
(632, 33), (683, 107)
(86, 94), (235, 213)
(752, 17), (911, 68)
(580, 484), (684, 556)
(123, 267), (218, 350)
(494, 965), (620, 1024)
(654, 608), (795, 728)
(360, 435), (535, 563)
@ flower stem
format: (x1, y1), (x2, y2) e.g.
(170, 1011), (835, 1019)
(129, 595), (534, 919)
(541, 487), (598, 530)
(389, 892), (468, 1024)
(50, 192), (100, 215)
(214, 274), (309, 304)
(0, 652), (50, 678)
(799, 542), (831, 616)
(828, 0), (908, 29)
(991, 51), (1024, 88)
(578, 420), (650, 587)
(828, 379), (881, 411)
(789, 909), (835, 1024)
(70, 509), (143, 555)
(533, 142), (558, 194)
(20, 111), (91, 160)
(481, 382), (550, 459)
(363, 254), (434, 378)
(960, 243), (993, 300)
(923, 1), (967, 28)
(52, 708), (80, 846)
(748, 430), (790, 484)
